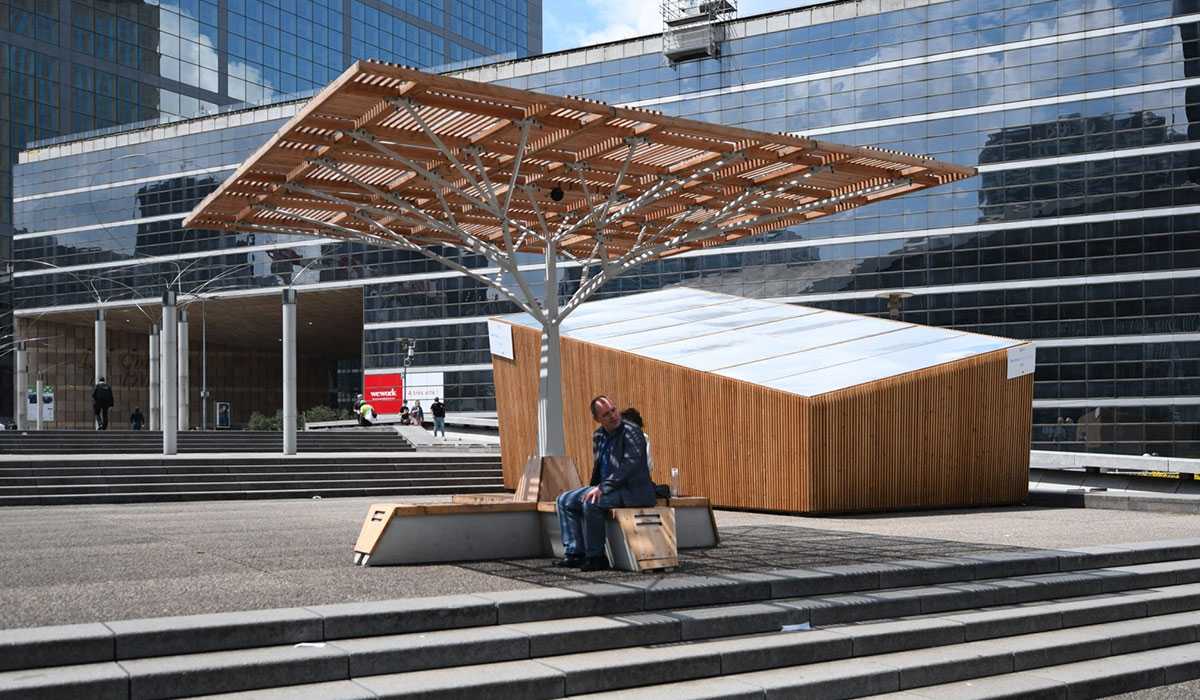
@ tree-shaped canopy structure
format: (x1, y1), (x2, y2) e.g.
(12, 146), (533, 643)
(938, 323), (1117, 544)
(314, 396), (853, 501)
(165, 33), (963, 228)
(185, 60), (975, 457)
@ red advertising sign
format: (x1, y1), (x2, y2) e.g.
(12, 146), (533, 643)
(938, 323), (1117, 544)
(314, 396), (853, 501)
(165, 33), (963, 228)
(363, 373), (404, 415)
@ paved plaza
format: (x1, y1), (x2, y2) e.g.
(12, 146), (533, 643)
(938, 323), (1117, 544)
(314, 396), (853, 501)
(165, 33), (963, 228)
(4, 496), (1200, 629)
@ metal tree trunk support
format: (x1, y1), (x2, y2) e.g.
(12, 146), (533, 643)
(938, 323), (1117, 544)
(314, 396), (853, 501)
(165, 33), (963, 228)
(34, 378), (43, 430)
(14, 341), (26, 431)
(149, 325), (160, 431)
(282, 289), (297, 455)
(177, 308), (190, 431)
(161, 292), (178, 455)
(94, 309), (107, 385)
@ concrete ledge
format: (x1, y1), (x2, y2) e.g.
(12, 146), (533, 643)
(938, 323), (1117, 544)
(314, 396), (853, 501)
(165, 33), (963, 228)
(0, 623), (113, 672)
(6, 537), (1200, 675)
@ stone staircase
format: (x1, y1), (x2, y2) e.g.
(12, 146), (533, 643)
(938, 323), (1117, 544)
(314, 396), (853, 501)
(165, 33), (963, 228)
(0, 430), (414, 455)
(5, 539), (1200, 697)
(0, 454), (503, 506)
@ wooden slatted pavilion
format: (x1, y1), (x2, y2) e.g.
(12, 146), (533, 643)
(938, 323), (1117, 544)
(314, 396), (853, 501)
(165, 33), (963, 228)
(491, 288), (1035, 514)
(184, 59), (976, 469)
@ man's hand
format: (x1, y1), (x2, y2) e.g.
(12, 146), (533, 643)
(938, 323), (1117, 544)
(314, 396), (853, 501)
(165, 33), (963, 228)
(583, 486), (601, 504)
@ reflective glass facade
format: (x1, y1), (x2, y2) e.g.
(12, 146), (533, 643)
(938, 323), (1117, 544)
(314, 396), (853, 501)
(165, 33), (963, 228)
(14, 0), (1200, 456)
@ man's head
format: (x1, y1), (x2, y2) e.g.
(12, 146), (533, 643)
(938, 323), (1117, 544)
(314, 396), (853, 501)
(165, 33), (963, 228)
(590, 395), (621, 432)
(98, 377), (106, 383)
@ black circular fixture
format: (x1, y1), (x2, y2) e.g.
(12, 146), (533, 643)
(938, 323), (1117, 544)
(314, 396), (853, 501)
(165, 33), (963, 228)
(550, 186), (564, 202)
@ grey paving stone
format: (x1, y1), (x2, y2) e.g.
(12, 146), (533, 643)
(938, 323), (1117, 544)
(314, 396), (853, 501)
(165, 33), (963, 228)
(0, 660), (128, 700)
(1151, 641), (1200, 685)
(1027, 650), (1167, 698)
(872, 672), (1068, 699)
(191, 679), (377, 699)
(538, 643), (723, 695)
(354, 659), (564, 699)
(761, 567), (872, 598)
(702, 629), (852, 674)
(107, 607), (324, 658)
(633, 575), (771, 611)
(779, 591), (924, 626)
(735, 656), (900, 698)
(1148, 583), (1200, 615)
(1104, 613), (1200, 655)
(943, 605), (1064, 641)
(506, 612), (679, 656)
(827, 617), (965, 656)
(908, 582), (998, 613)
(120, 643), (349, 700)
(0, 622), (113, 671)
(667, 603), (790, 641)
(308, 595), (496, 639)
(961, 551), (1062, 579)
(330, 625), (529, 676)
(1006, 627), (1112, 671)
(878, 643), (1015, 689)
(1111, 559), (1200, 588)
(1052, 593), (1150, 628)
(564, 675), (766, 699)
(876, 558), (981, 588)
(474, 587), (641, 624)
(1018, 570), (1139, 600)
(1057, 545), (1157, 572)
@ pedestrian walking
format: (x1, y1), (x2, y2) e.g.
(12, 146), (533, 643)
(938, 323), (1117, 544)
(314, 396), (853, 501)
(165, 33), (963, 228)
(92, 377), (114, 430)
(130, 407), (145, 430)
(431, 397), (446, 437)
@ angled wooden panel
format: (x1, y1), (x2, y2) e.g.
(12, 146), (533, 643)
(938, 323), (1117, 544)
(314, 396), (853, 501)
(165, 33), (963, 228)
(807, 348), (1032, 513)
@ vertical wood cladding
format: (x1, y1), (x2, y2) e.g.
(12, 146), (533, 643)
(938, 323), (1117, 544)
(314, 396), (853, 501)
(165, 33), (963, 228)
(493, 321), (1032, 514)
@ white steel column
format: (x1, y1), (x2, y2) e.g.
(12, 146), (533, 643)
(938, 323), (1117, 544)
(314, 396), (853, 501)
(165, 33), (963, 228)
(148, 325), (160, 431)
(281, 288), (297, 455)
(94, 309), (107, 384)
(34, 377), (43, 431)
(14, 341), (26, 431)
(177, 308), (189, 431)
(537, 239), (566, 457)
(161, 292), (178, 455)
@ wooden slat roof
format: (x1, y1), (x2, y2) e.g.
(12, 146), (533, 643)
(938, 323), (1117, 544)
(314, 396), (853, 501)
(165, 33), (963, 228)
(184, 60), (976, 259)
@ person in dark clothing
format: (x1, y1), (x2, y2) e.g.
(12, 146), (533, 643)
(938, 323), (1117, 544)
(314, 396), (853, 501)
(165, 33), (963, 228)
(92, 377), (114, 430)
(431, 397), (447, 437)
(130, 407), (145, 430)
(555, 395), (656, 571)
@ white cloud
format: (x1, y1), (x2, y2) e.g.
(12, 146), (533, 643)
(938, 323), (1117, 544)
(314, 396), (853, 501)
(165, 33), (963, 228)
(544, 1), (816, 53)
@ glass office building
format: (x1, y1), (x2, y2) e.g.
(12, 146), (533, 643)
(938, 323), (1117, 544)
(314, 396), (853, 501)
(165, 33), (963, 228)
(1, 0), (542, 416)
(14, 0), (1200, 456)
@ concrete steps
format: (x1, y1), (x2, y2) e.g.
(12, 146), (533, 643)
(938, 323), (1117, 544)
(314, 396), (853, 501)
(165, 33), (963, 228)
(0, 430), (415, 454)
(0, 456), (503, 506)
(5, 539), (1200, 698)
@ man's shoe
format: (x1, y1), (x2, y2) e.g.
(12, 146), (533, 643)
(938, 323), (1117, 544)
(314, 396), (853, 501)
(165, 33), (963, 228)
(580, 556), (611, 572)
(553, 556), (584, 568)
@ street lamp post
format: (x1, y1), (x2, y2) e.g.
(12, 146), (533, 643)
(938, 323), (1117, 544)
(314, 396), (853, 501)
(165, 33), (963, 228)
(401, 338), (416, 408)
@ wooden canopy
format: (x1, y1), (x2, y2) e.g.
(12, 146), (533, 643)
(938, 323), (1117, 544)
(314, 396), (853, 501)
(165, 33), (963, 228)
(184, 60), (976, 260)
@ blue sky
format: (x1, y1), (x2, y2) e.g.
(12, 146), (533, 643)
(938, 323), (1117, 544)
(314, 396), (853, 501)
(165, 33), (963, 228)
(543, 1), (807, 53)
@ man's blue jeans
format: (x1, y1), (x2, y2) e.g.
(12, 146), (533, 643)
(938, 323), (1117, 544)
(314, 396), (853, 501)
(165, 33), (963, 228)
(556, 486), (620, 559)
(433, 416), (445, 436)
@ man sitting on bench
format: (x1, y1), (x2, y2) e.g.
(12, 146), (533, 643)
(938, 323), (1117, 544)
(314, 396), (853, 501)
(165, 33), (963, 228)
(555, 395), (657, 571)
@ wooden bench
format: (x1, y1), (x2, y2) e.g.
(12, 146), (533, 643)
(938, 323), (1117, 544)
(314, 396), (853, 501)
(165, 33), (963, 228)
(537, 496), (719, 571)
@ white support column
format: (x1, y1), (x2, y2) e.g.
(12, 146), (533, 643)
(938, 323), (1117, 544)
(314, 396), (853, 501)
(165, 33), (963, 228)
(537, 240), (566, 457)
(148, 325), (160, 431)
(34, 377), (43, 431)
(14, 341), (26, 431)
(177, 308), (190, 431)
(94, 309), (108, 383)
(282, 288), (297, 455)
(161, 292), (178, 455)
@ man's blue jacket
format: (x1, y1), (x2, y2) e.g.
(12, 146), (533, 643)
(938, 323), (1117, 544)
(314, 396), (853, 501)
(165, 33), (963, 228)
(589, 419), (657, 507)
